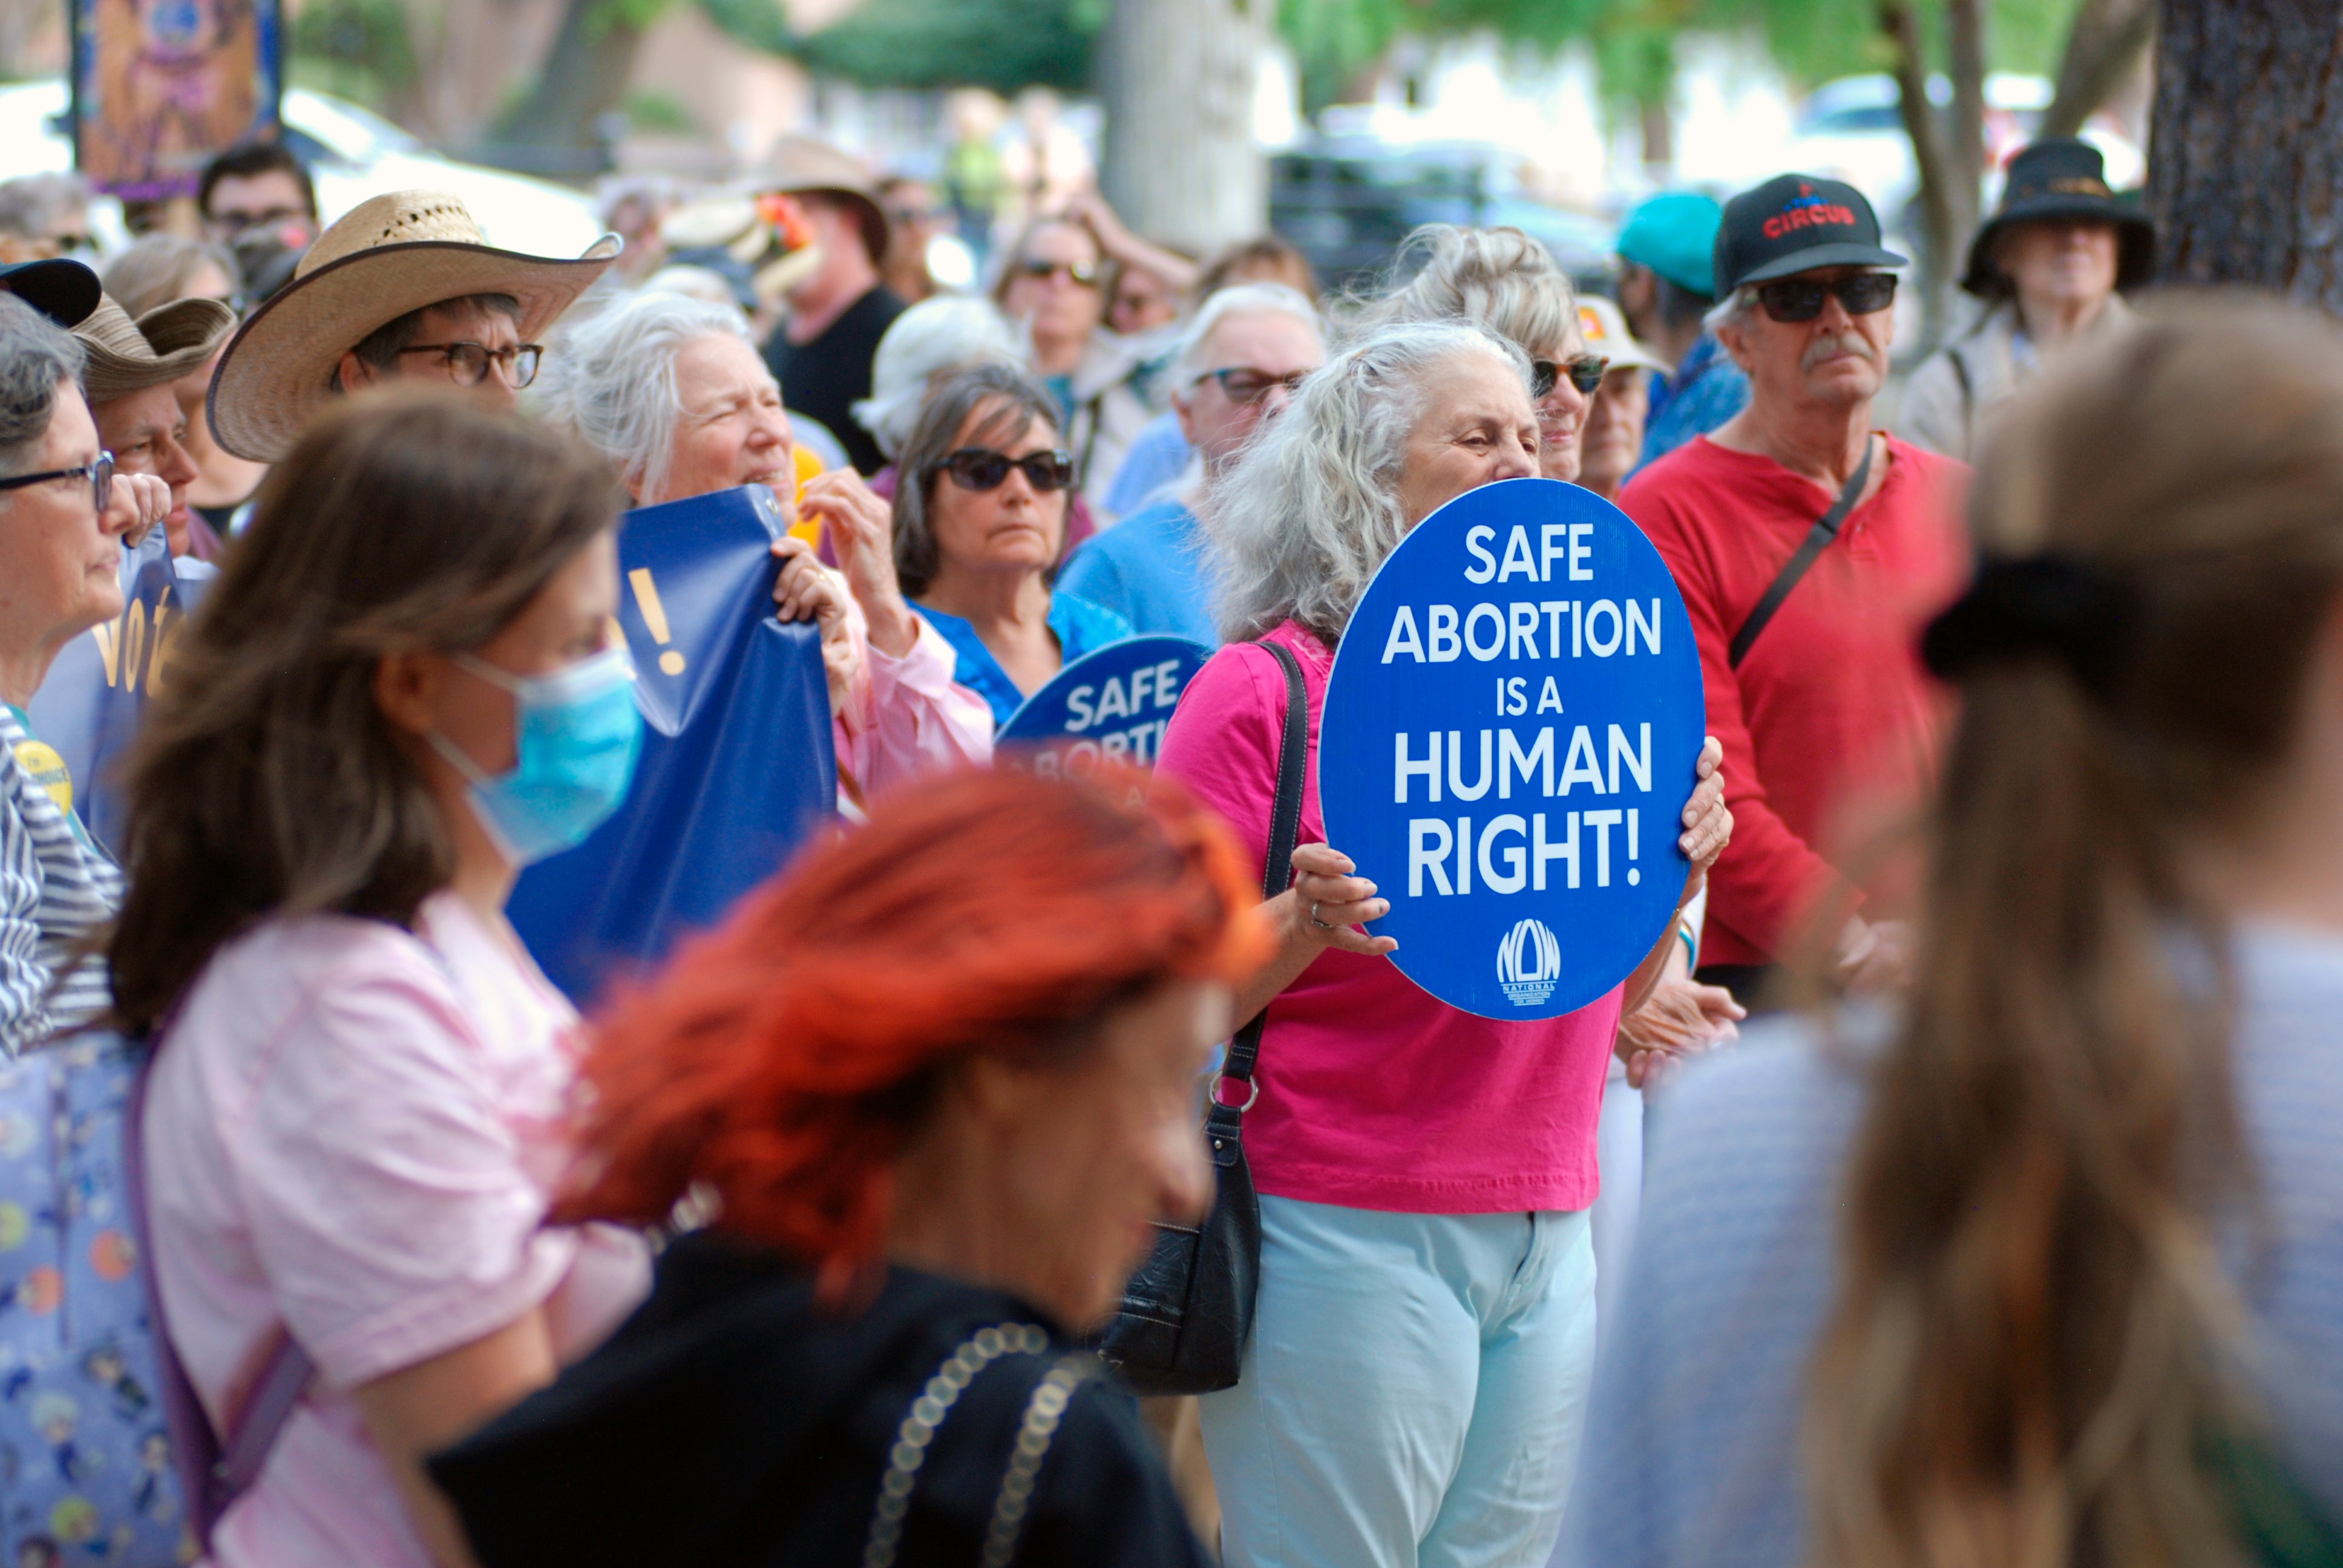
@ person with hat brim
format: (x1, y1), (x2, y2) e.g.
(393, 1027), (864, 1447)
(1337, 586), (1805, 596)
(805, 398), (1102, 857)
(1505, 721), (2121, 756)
(74, 293), (237, 561)
(0, 258), (102, 330)
(1902, 137), (2152, 461)
(1571, 294), (1674, 505)
(1621, 174), (1970, 1007)
(1615, 191), (1751, 471)
(756, 137), (906, 477)
(206, 189), (620, 463)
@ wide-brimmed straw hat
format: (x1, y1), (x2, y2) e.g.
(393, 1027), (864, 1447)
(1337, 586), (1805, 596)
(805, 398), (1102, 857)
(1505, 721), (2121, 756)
(756, 136), (888, 266)
(208, 190), (621, 460)
(74, 294), (237, 402)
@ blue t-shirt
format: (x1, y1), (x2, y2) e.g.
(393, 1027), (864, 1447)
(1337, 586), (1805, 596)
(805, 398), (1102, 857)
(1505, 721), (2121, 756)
(1055, 498), (1217, 648)
(1636, 333), (1750, 475)
(913, 590), (1135, 728)
(1104, 411), (1193, 517)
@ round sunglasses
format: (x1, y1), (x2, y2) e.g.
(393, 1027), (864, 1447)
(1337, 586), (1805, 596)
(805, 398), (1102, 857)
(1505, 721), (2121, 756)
(932, 447), (1077, 493)
(1531, 354), (1608, 400)
(1755, 273), (1898, 324)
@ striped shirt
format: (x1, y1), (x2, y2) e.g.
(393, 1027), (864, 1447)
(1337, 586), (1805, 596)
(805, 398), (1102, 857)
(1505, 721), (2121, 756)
(1566, 923), (2343, 1567)
(0, 705), (122, 1054)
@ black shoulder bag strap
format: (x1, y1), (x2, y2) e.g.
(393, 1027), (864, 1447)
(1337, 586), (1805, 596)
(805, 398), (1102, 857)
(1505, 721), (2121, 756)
(1727, 436), (1875, 670)
(1204, 639), (1308, 1154)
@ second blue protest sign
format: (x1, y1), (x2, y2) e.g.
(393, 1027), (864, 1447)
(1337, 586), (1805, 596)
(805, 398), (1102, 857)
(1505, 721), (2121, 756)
(1319, 477), (1705, 1020)
(997, 635), (1211, 776)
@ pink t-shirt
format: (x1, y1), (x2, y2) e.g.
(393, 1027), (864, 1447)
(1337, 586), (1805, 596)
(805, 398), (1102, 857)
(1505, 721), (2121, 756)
(1157, 621), (1621, 1215)
(142, 892), (651, 1568)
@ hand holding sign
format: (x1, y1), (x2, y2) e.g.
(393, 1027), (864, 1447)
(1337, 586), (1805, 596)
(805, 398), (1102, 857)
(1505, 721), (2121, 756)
(1319, 477), (1712, 1019)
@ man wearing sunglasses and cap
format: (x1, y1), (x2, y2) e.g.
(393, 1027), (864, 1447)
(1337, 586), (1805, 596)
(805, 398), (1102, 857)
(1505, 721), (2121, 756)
(1622, 174), (1967, 1005)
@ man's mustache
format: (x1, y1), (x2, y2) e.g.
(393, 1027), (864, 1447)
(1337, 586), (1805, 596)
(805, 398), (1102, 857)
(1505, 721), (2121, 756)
(1804, 333), (1877, 371)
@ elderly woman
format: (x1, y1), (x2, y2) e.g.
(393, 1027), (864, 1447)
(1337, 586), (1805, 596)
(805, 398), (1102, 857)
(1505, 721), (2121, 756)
(546, 289), (991, 789)
(0, 293), (168, 1054)
(896, 362), (1134, 727)
(850, 292), (1019, 490)
(1157, 320), (1731, 1568)
(429, 766), (1265, 1564)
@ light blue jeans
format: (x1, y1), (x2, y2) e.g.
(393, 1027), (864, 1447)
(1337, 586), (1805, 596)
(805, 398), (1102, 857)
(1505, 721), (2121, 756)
(1199, 1196), (1599, 1568)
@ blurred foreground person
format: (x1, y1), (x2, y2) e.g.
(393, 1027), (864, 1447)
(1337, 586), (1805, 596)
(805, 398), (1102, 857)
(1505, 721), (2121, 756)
(0, 297), (168, 1054)
(1903, 139), (2152, 461)
(1164, 320), (1731, 1568)
(114, 391), (653, 1567)
(430, 766), (1269, 1566)
(896, 363), (1133, 727)
(1572, 298), (2343, 1568)
(547, 290), (990, 794)
(1625, 175), (1965, 1004)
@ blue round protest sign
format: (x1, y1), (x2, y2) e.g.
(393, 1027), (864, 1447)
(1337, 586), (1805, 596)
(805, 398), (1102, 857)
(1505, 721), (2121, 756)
(997, 636), (1213, 777)
(1319, 478), (1706, 1020)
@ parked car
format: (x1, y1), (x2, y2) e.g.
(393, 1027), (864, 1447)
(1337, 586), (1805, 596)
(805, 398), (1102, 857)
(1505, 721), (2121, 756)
(0, 79), (603, 256)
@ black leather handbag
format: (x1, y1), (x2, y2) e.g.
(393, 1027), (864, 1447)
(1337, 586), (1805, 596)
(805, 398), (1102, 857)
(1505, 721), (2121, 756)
(1098, 641), (1308, 1396)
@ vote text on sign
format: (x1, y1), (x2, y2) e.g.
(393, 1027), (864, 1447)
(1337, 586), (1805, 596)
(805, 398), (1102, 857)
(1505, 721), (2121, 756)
(1318, 478), (1706, 1019)
(997, 636), (1211, 777)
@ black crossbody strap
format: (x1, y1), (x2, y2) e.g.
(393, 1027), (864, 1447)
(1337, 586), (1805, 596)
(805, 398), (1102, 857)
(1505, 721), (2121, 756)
(1727, 437), (1875, 669)
(1214, 639), (1308, 1099)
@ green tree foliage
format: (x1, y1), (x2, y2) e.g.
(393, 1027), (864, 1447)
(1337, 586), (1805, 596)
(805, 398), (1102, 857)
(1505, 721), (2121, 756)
(288, 0), (421, 107)
(791, 0), (1110, 92)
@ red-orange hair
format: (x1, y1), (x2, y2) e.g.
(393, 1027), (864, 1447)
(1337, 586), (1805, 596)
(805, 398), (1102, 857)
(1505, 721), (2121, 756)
(555, 765), (1270, 1296)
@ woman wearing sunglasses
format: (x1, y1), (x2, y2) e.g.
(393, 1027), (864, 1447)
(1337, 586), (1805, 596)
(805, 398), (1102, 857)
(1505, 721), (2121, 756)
(893, 362), (1134, 728)
(1362, 224), (1607, 484)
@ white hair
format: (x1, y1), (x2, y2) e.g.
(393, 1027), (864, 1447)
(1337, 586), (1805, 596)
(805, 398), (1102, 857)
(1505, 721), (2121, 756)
(538, 290), (756, 499)
(1171, 283), (1325, 390)
(1212, 319), (1529, 645)
(1353, 224), (1578, 357)
(851, 295), (1019, 461)
(1705, 285), (1759, 335)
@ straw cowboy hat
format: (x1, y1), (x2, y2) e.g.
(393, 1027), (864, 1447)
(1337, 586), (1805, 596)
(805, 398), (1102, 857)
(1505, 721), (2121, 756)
(757, 136), (888, 266)
(208, 189), (621, 461)
(73, 295), (237, 402)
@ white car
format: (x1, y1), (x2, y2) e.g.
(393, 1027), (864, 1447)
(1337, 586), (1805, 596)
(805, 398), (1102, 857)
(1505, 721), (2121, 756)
(1784, 73), (2145, 237)
(0, 79), (604, 256)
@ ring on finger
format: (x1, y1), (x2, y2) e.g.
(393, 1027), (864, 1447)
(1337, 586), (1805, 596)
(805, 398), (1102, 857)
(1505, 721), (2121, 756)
(1309, 899), (1335, 930)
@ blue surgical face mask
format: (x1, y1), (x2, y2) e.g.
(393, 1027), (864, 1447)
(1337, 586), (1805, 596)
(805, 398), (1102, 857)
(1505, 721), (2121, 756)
(430, 644), (643, 866)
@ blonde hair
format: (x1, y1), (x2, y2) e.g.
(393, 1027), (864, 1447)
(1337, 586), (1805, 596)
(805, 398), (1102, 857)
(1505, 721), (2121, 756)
(1804, 297), (2343, 1568)
(1354, 224), (1578, 358)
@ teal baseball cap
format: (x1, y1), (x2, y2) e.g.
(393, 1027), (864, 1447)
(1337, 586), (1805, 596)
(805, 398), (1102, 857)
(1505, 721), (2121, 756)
(1616, 192), (1723, 298)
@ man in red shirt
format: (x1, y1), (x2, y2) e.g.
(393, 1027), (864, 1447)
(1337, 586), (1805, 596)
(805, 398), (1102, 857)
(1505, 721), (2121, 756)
(1622, 175), (1967, 1002)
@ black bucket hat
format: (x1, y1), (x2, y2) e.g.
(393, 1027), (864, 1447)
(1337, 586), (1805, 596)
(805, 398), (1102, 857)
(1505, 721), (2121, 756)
(1962, 138), (2154, 297)
(1714, 174), (1907, 296)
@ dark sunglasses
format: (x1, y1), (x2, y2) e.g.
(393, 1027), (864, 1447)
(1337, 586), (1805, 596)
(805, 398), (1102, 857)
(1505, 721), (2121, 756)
(0, 451), (111, 515)
(1755, 273), (1898, 323)
(1016, 257), (1101, 289)
(933, 447), (1076, 493)
(1199, 367), (1308, 404)
(1530, 354), (1608, 400)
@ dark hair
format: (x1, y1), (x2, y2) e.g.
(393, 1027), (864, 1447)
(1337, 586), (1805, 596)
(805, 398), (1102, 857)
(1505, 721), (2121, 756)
(891, 361), (1064, 597)
(1803, 298), (2343, 1566)
(1653, 273), (1712, 328)
(1199, 235), (1320, 302)
(105, 387), (624, 1034)
(341, 293), (523, 384)
(196, 141), (316, 224)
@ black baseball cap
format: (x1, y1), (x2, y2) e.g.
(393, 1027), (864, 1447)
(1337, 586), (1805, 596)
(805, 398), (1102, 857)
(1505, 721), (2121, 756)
(1714, 174), (1907, 295)
(0, 258), (102, 328)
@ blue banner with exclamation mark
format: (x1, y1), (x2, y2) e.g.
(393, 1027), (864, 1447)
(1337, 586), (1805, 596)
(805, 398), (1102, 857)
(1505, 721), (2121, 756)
(508, 485), (837, 1004)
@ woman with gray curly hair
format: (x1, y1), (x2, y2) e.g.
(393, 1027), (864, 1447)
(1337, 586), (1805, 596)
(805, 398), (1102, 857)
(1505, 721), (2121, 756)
(543, 289), (991, 795)
(1156, 318), (1731, 1568)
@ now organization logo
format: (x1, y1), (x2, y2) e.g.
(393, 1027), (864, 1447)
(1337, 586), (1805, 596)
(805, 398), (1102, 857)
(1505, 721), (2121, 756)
(1496, 918), (1562, 1007)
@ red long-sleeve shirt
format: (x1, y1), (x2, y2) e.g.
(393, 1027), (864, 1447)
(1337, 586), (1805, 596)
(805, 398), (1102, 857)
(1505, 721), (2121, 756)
(1621, 434), (1967, 966)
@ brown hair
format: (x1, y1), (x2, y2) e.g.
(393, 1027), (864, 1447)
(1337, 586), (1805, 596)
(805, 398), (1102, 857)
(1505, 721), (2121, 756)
(1802, 297), (2343, 1568)
(890, 361), (1064, 598)
(1199, 235), (1320, 302)
(101, 234), (241, 316)
(105, 387), (623, 1033)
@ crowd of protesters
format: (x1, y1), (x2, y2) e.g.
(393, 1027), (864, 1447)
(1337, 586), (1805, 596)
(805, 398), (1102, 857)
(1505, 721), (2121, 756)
(4, 109), (2341, 1568)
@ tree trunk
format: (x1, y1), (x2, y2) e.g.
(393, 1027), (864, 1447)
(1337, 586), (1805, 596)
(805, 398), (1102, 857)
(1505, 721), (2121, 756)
(1097, 0), (1267, 258)
(1881, 0), (1987, 354)
(1639, 97), (1674, 174)
(2042, 0), (2156, 138)
(497, 0), (652, 154)
(2151, 0), (2343, 301)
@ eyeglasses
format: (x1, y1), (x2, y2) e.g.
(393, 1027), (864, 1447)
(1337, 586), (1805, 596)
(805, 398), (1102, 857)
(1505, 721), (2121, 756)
(1530, 355), (1608, 400)
(1755, 273), (1898, 323)
(932, 447), (1076, 492)
(0, 451), (111, 515)
(395, 341), (544, 389)
(1015, 258), (1101, 289)
(211, 204), (309, 237)
(1198, 367), (1309, 404)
